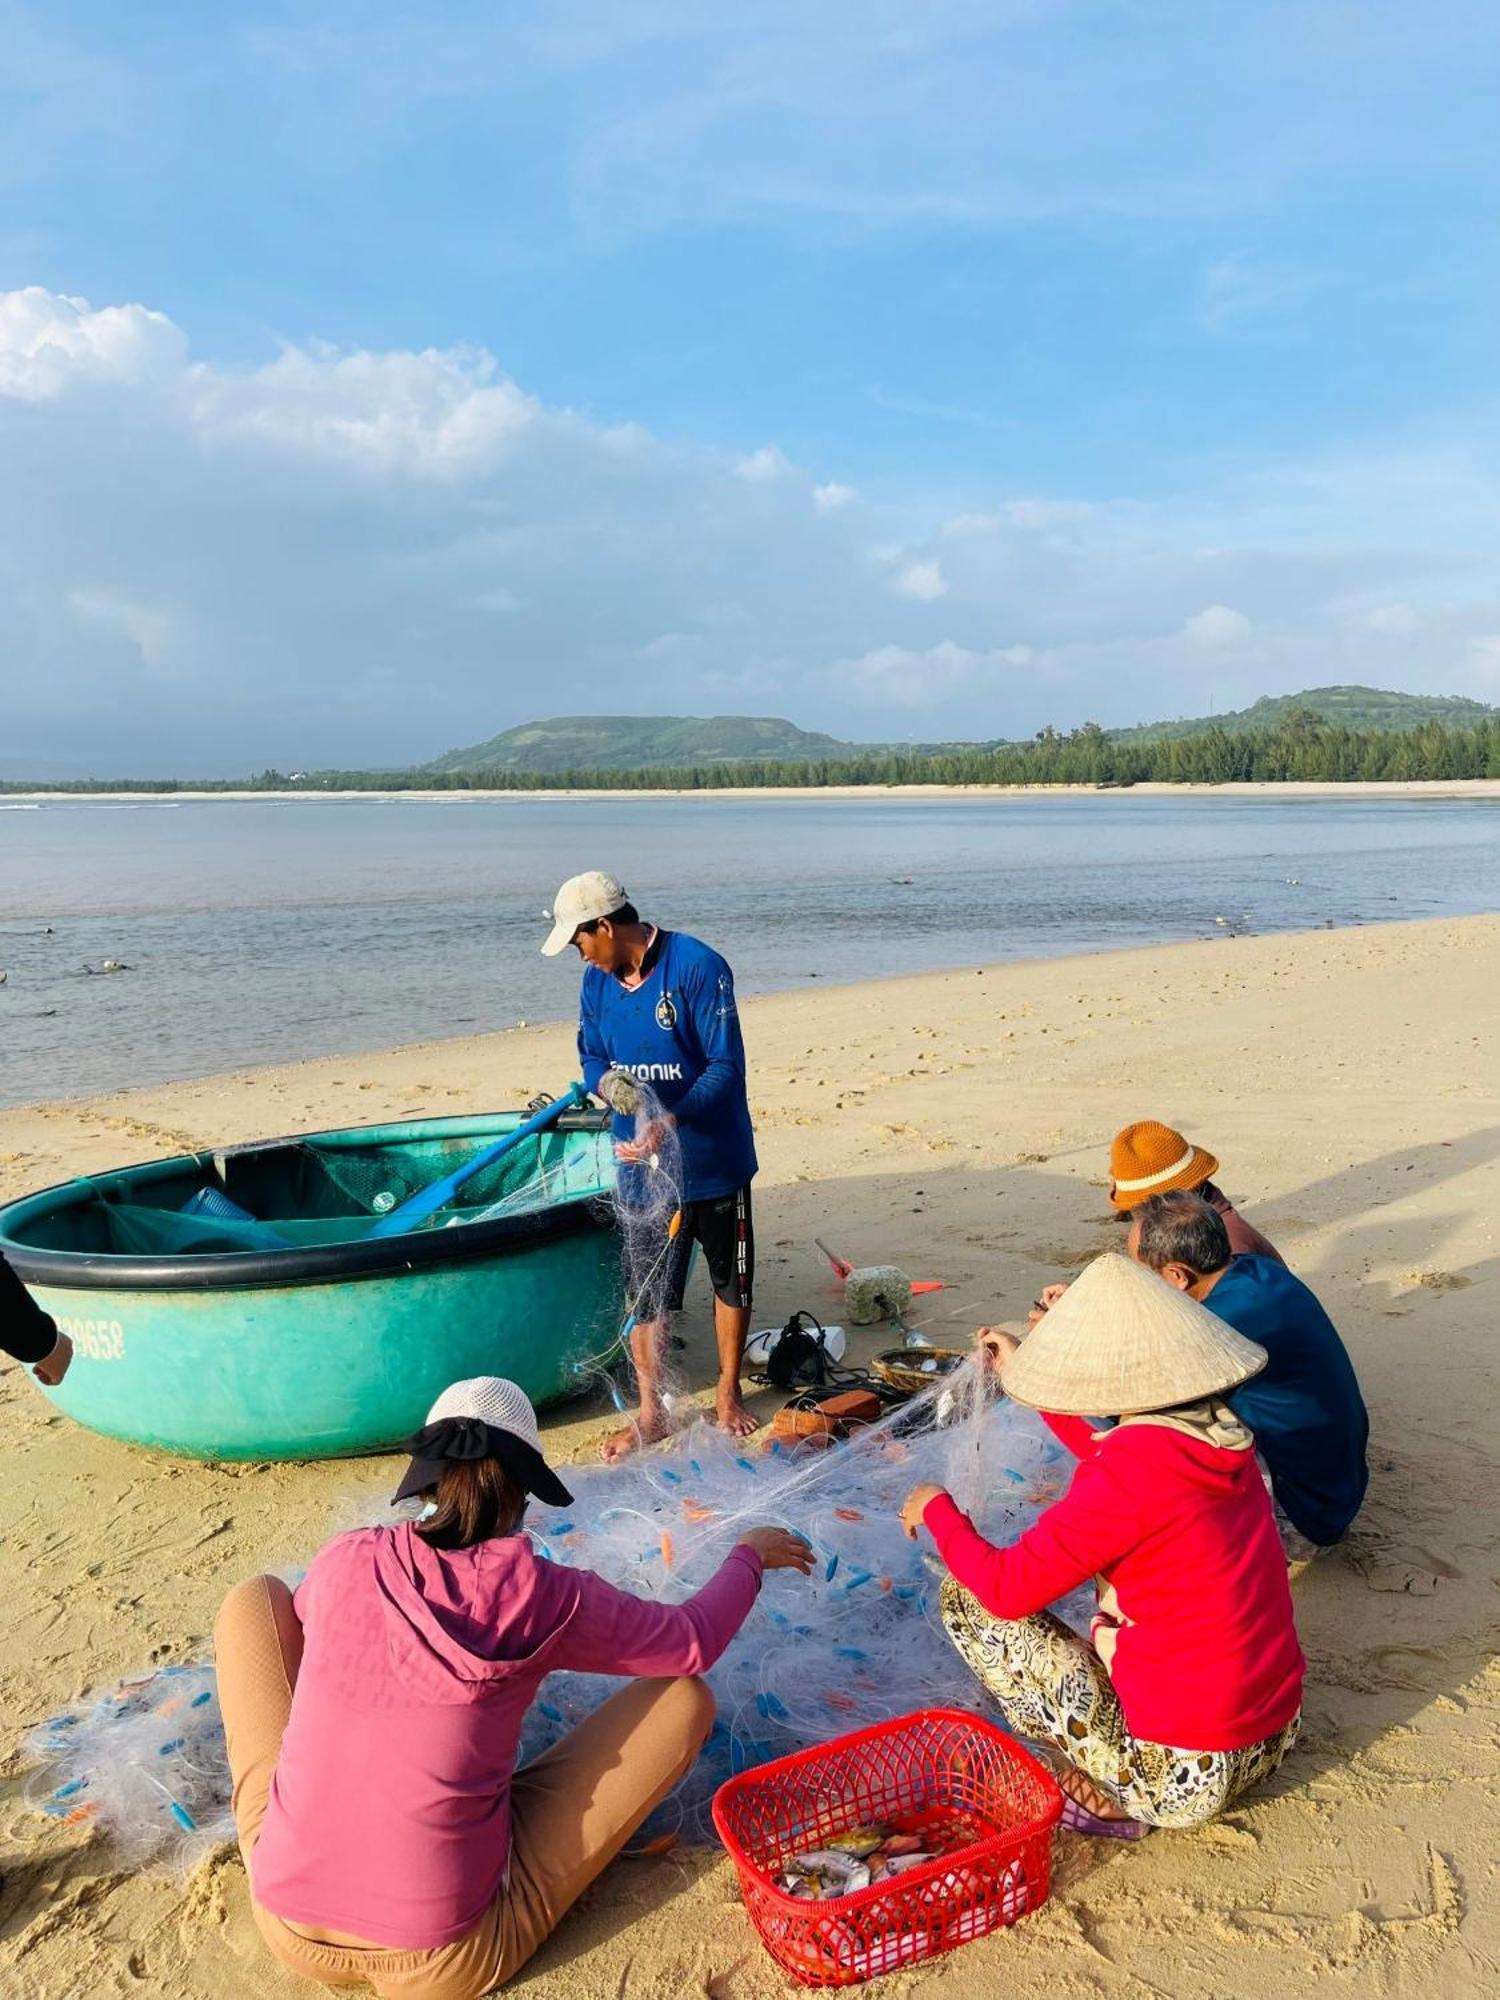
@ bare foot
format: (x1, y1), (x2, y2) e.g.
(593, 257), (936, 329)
(600, 1410), (675, 1463)
(1058, 1767), (1131, 1821)
(716, 1388), (761, 1440)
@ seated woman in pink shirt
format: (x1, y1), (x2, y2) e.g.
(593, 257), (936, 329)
(900, 1255), (1304, 1838)
(215, 1377), (812, 1997)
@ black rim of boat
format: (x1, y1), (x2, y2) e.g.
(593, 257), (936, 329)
(0, 1111), (618, 1292)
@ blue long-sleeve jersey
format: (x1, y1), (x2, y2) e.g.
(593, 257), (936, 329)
(1209, 1255), (1370, 1547)
(577, 930), (757, 1202)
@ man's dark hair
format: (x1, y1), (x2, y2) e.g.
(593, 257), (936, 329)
(578, 901), (640, 933)
(1134, 1190), (1232, 1276)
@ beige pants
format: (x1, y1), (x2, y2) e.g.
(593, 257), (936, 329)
(214, 1575), (715, 1999)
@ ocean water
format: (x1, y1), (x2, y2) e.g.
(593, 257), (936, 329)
(2, 792), (1498, 1111)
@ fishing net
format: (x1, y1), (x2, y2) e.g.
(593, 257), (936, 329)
(24, 1360), (1090, 1868)
(303, 1123), (601, 1227)
(565, 1081), (693, 1411)
(83, 1115), (615, 1259)
(25, 1662), (231, 1870)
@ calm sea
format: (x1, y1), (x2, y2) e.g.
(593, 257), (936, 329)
(2, 792), (1498, 1111)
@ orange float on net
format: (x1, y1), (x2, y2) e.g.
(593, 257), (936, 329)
(834, 1507), (864, 1522)
(660, 1531), (675, 1569)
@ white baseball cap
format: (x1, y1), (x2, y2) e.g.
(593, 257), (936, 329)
(540, 870), (630, 957)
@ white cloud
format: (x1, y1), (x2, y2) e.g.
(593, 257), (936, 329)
(894, 559), (948, 601)
(1183, 604), (1253, 646)
(68, 586), (192, 676)
(5, 284), (1500, 770)
(1363, 602), (1419, 636)
(0, 286), (185, 401)
(735, 445), (789, 482)
(825, 640), (1030, 709)
(946, 501), (1094, 535)
(192, 341), (539, 481)
(813, 481), (857, 511)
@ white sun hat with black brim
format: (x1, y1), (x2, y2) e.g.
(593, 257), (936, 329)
(1000, 1252), (1267, 1417)
(392, 1376), (574, 1508)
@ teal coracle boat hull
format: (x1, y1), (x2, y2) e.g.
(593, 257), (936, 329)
(0, 1109), (624, 1461)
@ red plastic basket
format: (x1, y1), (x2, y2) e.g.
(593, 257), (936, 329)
(712, 1707), (1063, 1987)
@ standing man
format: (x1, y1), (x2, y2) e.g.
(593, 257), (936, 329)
(542, 871), (758, 1461)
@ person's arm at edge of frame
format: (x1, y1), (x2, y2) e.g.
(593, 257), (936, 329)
(1, 1253), (72, 1384)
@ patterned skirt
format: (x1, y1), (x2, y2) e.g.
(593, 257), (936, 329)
(939, 1579), (1300, 1830)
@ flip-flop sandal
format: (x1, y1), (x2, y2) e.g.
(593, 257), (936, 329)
(1060, 1796), (1150, 1840)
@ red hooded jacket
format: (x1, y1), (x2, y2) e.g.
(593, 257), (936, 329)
(925, 1411), (1304, 1752)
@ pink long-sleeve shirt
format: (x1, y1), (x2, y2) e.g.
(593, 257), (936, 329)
(924, 1412), (1303, 1752)
(250, 1524), (762, 1949)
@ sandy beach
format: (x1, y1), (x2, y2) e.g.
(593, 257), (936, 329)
(2, 913), (1498, 1998)
(6, 778), (1500, 804)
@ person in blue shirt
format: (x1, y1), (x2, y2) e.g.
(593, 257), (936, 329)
(542, 871), (759, 1462)
(1128, 1191), (1369, 1560)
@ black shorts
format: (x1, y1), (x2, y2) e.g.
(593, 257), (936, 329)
(622, 1185), (754, 1320)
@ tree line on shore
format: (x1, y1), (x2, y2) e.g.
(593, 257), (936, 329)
(10, 708), (1500, 795)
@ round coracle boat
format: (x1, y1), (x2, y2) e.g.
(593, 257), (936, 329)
(0, 1107), (623, 1461)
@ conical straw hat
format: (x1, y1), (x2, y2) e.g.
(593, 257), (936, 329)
(1001, 1253), (1266, 1416)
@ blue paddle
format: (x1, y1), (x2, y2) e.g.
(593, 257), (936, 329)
(367, 1082), (589, 1239)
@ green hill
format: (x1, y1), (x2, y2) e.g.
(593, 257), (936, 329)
(413, 687), (1497, 778)
(425, 714), (860, 775)
(1111, 684), (1496, 743)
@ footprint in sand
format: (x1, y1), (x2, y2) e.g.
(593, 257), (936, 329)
(1410, 1270), (1472, 1292)
(1345, 1541), (1460, 1595)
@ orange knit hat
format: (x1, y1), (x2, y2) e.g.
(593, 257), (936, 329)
(1108, 1121), (1218, 1211)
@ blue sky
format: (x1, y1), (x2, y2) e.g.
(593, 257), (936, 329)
(3, 1), (1499, 771)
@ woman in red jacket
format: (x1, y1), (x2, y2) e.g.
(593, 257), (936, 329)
(901, 1253), (1304, 1837)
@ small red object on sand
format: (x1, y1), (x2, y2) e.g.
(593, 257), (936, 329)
(815, 1238), (855, 1280)
(713, 1709), (1061, 1987)
(816, 1239), (948, 1295)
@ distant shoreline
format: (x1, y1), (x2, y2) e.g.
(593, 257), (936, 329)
(6, 777), (1500, 804)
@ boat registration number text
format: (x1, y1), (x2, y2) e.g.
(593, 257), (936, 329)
(59, 1315), (126, 1361)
